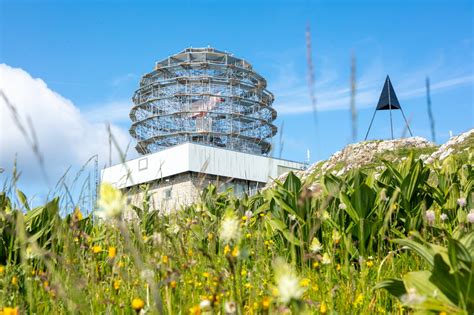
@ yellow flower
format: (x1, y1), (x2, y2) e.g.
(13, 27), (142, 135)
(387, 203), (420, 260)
(170, 280), (177, 289)
(312, 261), (319, 268)
(241, 269), (247, 276)
(131, 298), (145, 311)
(231, 247), (239, 257)
(366, 260), (374, 268)
(202, 272), (210, 278)
(113, 279), (121, 290)
(0, 265), (4, 274)
(207, 233), (214, 241)
(2, 307), (19, 315)
(108, 247), (117, 259)
(162, 255), (169, 264)
(224, 244), (231, 255)
(11, 276), (18, 286)
(320, 301), (327, 314)
(439, 312), (447, 315)
(189, 305), (201, 315)
(262, 297), (271, 310)
(336, 264), (341, 271)
(43, 281), (49, 288)
(353, 293), (364, 307)
(92, 245), (102, 254)
(299, 278), (311, 287)
(142, 235), (148, 242)
(241, 215), (248, 221)
(73, 207), (83, 221)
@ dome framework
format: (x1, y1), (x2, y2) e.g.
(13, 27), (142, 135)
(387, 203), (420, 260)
(129, 47), (277, 155)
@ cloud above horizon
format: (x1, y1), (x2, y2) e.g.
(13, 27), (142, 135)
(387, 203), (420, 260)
(0, 64), (134, 192)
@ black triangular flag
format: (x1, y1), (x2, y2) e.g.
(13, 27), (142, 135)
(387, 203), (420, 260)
(376, 75), (401, 110)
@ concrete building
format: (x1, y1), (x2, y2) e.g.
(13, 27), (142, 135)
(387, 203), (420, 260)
(100, 47), (305, 211)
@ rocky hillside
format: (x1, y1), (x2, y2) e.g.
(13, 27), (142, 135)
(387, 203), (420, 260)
(272, 128), (474, 185)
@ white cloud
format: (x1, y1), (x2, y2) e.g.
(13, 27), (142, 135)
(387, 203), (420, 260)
(0, 64), (134, 189)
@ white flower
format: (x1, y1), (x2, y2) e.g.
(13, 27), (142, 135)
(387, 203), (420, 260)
(321, 253), (331, 265)
(309, 237), (323, 253)
(467, 210), (474, 224)
(440, 213), (448, 221)
(95, 183), (127, 219)
(220, 211), (240, 244)
(288, 214), (296, 221)
(338, 203), (347, 210)
(425, 210), (435, 225)
(457, 198), (467, 208)
(199, 299), (211, 311)
(224, 301), (237, 314)
(244, 210), (253, 219)
(332, 230), (341, 243)
(274, 257), (305, 304)
(401, 287), (426, 305)
(140, 269), (154, 280)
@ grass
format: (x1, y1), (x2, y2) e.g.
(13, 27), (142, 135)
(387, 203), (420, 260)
(0, 151), (472, 314)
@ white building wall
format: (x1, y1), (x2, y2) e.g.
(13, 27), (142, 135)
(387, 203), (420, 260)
(102, 143), (304, 189)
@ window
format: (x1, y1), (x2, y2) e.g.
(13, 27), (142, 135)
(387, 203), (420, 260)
(138, 158), (148, 171)
(163, 188), (172, 199)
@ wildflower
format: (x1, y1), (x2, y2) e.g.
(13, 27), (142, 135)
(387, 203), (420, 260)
(241, 215), (248, 221)
(366, 260), (374, 268)
(273, 257), (305, 304)
(113, 279), (120, 290)
(170, 280), (177, 288)
(440, 213), (448, 221)
(162, 255), (169, 264)
(131, 298), (145, 312)
(262, 297), (271, 310)
(338, 203), (347, 210)
(457, 197), (467, 208)
(108, 246), (117, 259)
(92, 245), (102, 254)
(189, 305), (201, 315)
(353, 293), (363, 307)
(312, 261), (319, 268)
(246, 233), (251, 238)
(224, 301), (237, 314)
(401, 287), (425, 305)
(96, 183), (127, 219)
(2, 307), (19, 315)
(321, 211), (330, 221)
(231, 247), (239, 258)
(0, 265), (4, 274)
(224, 244), (231, 255)
(11, 276), (18, 286)
(309, 237), (323, 253)
(321, 253), (331, 265)
(241, 269), (247, 277)
(73, 207), (83, 221)
(140, 269), (154, 280)
(320, 301), (327, 314)
(332, 230), (341, 244)
(288, 214), (296, 221)
(467, 209), (474, 224)
(299, 278), (311, 287)
(425, 210), (435, 225)
(199, 299), (211, 311)
(219, 211), (240, 244)
(244, 210), (253, 219)
(207, 233), (214, 241)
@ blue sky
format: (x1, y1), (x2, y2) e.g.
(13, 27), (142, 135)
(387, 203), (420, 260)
(0, 0), (473, 200)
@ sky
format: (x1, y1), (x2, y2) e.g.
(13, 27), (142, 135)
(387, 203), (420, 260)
(0, 0), (473, 202)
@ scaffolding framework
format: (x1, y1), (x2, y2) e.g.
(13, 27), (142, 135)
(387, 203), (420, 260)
(129, 47), (277, 155)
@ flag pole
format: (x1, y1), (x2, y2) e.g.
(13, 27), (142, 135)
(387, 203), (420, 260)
(388, 77), (394, 139)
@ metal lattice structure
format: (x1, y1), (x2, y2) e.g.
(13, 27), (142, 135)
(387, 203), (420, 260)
(129, 47), (277, 155)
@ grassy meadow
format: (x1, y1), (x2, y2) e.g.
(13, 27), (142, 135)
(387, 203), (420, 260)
(0, 151), (473, 314)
